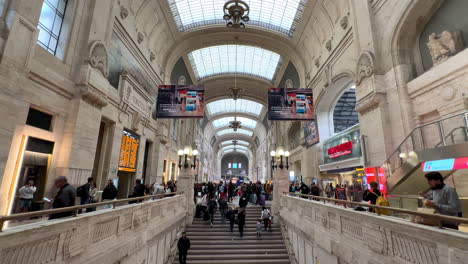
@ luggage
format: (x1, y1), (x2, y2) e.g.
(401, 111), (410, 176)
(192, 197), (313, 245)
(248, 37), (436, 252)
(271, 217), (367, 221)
(259, 194), (266, 207)
(203, 210), (210, 221)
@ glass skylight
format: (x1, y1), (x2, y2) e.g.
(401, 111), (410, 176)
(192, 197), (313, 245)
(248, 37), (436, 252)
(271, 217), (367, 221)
(221, 145), (249, 152)
(188, 45), (282, 81)
(167, 0), (309, 37)
(207, 99), (264, 117)
(223, 149), (234, 154)
(213, 117), (257, 129)
(221, 140), (250, 146)
(216, 128), (253, 137)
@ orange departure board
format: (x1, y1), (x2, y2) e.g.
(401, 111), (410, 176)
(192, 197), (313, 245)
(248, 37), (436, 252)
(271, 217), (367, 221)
(118, 130), (140, 172)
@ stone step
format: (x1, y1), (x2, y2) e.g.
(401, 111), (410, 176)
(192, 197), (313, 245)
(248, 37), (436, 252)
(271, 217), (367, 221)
(186, 227), (278, 231)
(186, 232), (281, 236)
(190, 235), (284, 240)
(188, 239), (286, 245)
(181, 249), (288, 255)
(190, 244), (287, 250)
(179, 254), (290, 260)
(172, 259), (290, 264)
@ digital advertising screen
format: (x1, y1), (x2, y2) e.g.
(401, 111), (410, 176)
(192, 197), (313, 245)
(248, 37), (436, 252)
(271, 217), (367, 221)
(268, 88), (314, 120)
(304, 121), (319, 147)
(154, 85), (205, 119)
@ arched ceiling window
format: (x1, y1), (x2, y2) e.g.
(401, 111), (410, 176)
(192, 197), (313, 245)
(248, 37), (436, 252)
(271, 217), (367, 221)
(188, 45), (282, 81)
(167, 0), (309, 37)
(221, 140), (250, 146)
(213, 116), (257, 129)
(216, 128), (253, 137)
(333, 86), (359, 133)
(207, 99), (264, 117)
(221, 145), (249, 152)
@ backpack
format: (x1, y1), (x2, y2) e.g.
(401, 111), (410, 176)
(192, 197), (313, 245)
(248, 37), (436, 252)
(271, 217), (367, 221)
(371, 192), (390, 215)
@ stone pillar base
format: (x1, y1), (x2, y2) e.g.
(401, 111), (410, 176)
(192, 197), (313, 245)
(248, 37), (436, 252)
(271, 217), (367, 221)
(272, 169), (289, 216)
(178, 168), (195, 224)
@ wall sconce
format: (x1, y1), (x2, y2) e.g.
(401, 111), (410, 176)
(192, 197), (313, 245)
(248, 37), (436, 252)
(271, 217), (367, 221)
(270, 151), (277, 170)
(178, 149), (184, 169)
(191, 149), (199, 169)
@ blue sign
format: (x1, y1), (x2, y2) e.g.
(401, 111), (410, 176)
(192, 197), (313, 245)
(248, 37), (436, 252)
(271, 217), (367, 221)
(422, 159), (455, 172)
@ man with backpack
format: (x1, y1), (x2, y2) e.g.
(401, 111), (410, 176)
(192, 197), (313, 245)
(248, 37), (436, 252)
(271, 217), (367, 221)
(261, 206), (271, 231)
(77, 177), (94, 213)
(226, 206), (237, 232)
(363, 181), (389, 214)
(207, 196), (217, 227)
(300, 182), (310, 199)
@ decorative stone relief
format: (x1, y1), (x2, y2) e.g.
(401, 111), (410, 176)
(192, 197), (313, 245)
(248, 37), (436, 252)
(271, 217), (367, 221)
(137, 32), (144, 44)
(328, 212), (337, 230)
(63, 227), (88, 259)
(91, 218), (119, 243)
(0, 235), (60, 264)
(449, 248), (468, 264)
(120, 5), (129, 19)
(326, 39), (332, 51)
(151, 205), (161, 219)
(285, 79), (294, 89)
(131, 111), (141, 131)
(89, 40), (110, 77)
(178, 75), (187, 85)
(356, 51), (375, 85)
(390, 231), (439, 264)
(149, 50), (156, 62)
(427, 31), (464, 66)
(314, 56), (321, 68)
(80, 85), (108, 108)
(364, 224), (387, 255)
(119, 212), (133, 233)
(340, 16), (348, 29)
(340, 216), (363, 240)
(355, 92), (386, 114)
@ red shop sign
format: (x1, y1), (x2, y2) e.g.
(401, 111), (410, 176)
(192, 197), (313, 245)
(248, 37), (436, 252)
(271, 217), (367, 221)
(328, 141), (353, 158)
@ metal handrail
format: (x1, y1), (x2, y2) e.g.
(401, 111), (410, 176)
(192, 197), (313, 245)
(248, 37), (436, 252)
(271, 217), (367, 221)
(0, 192), (184, 232)
(285, 192), (468, 227)
(382, 111), (468, 175)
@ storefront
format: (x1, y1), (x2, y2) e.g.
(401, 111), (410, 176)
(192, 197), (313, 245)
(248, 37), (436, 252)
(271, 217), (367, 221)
(319, 124), (364, 190)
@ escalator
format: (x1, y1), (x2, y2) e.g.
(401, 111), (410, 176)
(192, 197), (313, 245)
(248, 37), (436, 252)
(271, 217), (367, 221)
(384, 111), (468, 195)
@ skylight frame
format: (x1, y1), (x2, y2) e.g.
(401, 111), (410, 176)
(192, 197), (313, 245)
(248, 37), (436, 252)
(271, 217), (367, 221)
(216, 128), (254, 137)
(221, 145), (249, 152)
(167, 0), (309, 38)
(188, 45), (282, 81)
(221, 140), (250, 146)
(212, 116), (258, 129)
(206, 99), (264, 117)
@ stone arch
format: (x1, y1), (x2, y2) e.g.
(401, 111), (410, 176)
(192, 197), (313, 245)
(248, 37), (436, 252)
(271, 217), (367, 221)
(287, 121), (303, 150)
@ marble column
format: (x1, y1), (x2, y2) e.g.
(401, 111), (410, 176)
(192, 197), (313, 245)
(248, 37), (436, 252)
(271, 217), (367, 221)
(272, 168), (289, 216)
(178, 167), (195, 224)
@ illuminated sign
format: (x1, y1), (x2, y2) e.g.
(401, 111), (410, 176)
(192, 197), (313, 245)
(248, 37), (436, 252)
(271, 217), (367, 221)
(118, 130), (140, 172)
(422, 157), (468, 172)
(327, 141), (353, 158)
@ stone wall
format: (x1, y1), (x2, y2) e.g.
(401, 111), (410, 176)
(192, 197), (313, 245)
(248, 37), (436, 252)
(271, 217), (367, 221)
(0, 195), (186, 264)
(279, 195), (468, 264)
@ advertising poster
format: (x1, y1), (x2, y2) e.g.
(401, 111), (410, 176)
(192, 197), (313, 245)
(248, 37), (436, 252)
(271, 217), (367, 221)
(268, 88), (314, 120)
(154, 85), (205, 118)
(304, 121), (319, 147)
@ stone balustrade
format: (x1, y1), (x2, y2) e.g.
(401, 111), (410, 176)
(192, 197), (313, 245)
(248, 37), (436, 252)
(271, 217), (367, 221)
(0, 195), (187, 264)
(279, 195), (468, 264)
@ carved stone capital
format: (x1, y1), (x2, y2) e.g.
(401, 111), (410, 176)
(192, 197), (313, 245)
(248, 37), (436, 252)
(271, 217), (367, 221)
(355, 92), (386, 114)
(120, 5), (129, 19)
(427, 31), (464, 66)
(356, 51), (375, 85)
(340, 16), (348, 29)
(80, 85), (108, 108)
(88, 41), (109, 78)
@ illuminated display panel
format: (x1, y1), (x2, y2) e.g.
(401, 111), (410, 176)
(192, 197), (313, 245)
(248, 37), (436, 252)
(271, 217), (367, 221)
(118, 130), (140, 172)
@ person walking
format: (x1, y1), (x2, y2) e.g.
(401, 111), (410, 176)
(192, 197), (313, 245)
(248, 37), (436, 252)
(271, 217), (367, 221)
(239, 193), (248, 208)
(261, 206), (271, 231)
(18, 180), (36, 212)
(218, 196), (228, 224)
(86, 183), (98, 212)
(226, 206), (237, 232)
(421, 171), (462, 229)
(177, 232), (191, 264)
(101, 179), (118, 209)
(207, 196), (217, 227)
(77, 177), (94, 213)
(49, 176), (76, 220)
(310, 182), (321, 201)
(228, 181), (235, 202)
(237, 208), (246, 238)
(256, 219), (262, 239)
(363, 181), (381, 212)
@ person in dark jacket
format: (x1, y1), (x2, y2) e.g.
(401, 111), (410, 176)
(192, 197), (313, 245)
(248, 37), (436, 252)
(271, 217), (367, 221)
(228, 181), (235, 202)
(132, 179), (146, 197)
(226, 207), (238, 232)
(237, 208), (246, 238)
(310, 182), (321, 201)
(218, 196), (228, 224)
(49, 176), (77, 220)
(363, 181), (381, 212)
(207, 196), (217, 226)
(77, 177), (94, 213)
(300, 183), (310, 199)
(102, 179), (118, 201)
(177, 232), (191, 264)
(239, 193), (248, 208)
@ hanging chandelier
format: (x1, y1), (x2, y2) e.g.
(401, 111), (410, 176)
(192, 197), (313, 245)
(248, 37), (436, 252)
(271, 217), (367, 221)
(229, 117), (242, 131)
(223, 0), (250, 29)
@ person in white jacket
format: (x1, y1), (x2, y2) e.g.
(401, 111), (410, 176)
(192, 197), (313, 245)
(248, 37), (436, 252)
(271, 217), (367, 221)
(18, 180), (36, 212)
